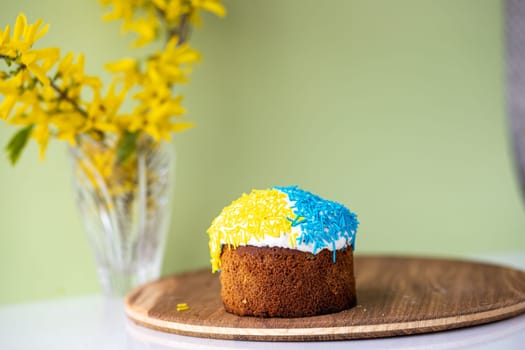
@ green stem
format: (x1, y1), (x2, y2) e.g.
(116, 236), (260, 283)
(174, 13), (190, 45)
(153, 4), (190, 46)
(49, 80), (88, 118)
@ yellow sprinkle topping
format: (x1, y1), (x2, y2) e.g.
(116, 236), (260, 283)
(176, 303), (189, 311)
(207, 188), (296, 272)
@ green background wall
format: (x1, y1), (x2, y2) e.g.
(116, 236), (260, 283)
(1, 0), (523, 304)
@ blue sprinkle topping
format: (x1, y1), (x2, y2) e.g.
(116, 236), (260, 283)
(274, 185), (359, 257)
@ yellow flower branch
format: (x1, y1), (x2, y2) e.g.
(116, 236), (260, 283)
(0, 0), (225, 165)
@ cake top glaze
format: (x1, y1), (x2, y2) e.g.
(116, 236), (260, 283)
(207, 185), (359, 272)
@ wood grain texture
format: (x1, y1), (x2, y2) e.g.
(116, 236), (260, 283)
(125, 255), (525, 341)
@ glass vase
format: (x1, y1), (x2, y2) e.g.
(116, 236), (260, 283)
(69, 135), (173, 296)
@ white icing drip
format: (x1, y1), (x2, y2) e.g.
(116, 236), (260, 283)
(244, 233), (350, 252)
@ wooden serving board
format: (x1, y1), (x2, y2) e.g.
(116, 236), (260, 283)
(125, 256), (525, 341)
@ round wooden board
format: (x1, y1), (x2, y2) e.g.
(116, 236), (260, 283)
(125, 255), (525, 341)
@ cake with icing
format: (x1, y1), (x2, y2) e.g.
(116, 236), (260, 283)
(207, 185), (359, 318)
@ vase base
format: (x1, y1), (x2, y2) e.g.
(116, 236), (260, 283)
(97, 265), (160, 297)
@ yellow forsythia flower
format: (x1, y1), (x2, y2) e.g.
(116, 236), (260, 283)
(105, 58), (141, 88)
(122, 10), (159, 48)
(191, 0), (225, 17)
(152, 0), (188, 23)
(149, 37), (201, 84)
(0, 14), (58, 85)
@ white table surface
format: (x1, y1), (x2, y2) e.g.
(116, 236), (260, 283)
(1, 253), (524, 350)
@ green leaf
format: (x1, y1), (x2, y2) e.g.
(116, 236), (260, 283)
(5, 125), (34, 165)
(116, 131), (138, 164)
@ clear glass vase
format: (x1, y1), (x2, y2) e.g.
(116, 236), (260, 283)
(69, 135), (173, 296)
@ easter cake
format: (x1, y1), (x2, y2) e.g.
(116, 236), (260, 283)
(207, 185), (359, 318)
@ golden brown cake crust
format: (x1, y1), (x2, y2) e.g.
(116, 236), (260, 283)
(219, 245), (356, 318)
